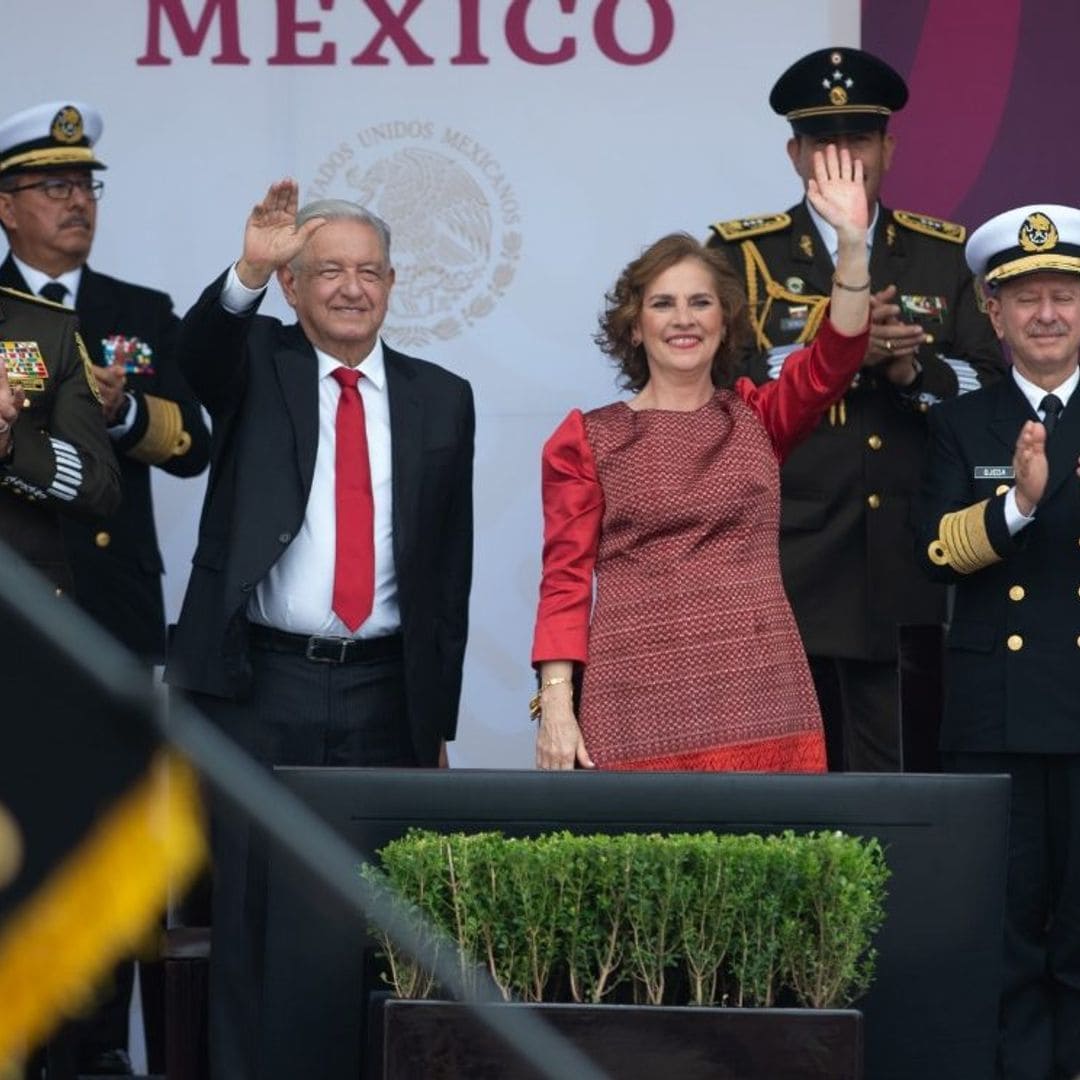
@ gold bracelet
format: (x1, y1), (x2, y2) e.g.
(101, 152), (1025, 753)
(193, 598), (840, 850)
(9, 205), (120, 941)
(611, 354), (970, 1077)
(528, 676), (573, 722)
(832, 273), (871, 292)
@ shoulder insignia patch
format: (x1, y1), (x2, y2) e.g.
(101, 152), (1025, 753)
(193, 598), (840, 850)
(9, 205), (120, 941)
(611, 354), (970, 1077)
(0, 285), (72, 311)
(893, 210), (966, 244)
(710, 212), (792, 242)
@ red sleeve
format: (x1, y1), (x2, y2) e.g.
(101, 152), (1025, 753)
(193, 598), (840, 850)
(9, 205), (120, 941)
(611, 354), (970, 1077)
(531, 409), (604, 665)
(735, 315), (870, 461)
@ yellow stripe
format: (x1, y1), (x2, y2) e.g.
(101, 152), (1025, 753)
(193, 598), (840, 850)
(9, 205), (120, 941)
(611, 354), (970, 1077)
(785, 104), (892, 120)
(130, 395), (190, 465)
(0, 752), (206, 1067)
(0, 147), (98, 174)
(985, 253), (1080, 283)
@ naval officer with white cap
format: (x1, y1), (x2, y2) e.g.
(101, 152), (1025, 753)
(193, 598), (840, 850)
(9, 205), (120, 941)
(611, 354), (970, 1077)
(916, 203), (1080, 1080)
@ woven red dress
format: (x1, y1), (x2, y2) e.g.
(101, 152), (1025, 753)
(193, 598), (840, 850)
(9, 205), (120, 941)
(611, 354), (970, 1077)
(531, 319), (868, 771)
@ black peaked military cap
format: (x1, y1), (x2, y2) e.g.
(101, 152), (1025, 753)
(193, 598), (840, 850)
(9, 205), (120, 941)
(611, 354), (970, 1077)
(770, 47), (908, 136)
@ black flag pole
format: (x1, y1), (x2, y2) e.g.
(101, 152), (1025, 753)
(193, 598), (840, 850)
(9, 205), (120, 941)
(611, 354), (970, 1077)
(0, 542), (609, 1080)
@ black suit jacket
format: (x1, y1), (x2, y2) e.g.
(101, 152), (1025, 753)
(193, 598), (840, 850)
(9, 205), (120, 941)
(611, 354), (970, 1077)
(914, 374), (1080, 753)
(164, 272), (474, 764)
(709, 202), (1004, 660)
(0, 256), (210, 660)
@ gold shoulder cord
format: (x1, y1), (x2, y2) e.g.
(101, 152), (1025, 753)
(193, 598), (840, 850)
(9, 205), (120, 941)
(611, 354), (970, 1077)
(741, 242), (841, 422)
(741, 241), (830, 352)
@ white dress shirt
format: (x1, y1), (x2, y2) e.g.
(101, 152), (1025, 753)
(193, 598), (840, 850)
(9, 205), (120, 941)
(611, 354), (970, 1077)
(221, 266), (401, 638)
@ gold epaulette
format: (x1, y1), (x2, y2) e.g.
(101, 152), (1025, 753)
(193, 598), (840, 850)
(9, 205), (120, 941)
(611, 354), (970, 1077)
(129, 394), (192, 465)
(0, 285), (72, 311)
(893, 210), (966, 244)
(927, 500), (1000, 573)
(710, 212), (792, 243)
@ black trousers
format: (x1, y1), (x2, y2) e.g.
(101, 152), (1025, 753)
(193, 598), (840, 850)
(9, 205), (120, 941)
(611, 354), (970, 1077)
(947, 752), (1080, 1080)
(808, 655), (901, 772)
(187, 641), (417, 1080)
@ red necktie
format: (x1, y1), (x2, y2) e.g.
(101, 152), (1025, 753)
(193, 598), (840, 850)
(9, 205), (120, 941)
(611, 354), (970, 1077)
(330, 367), (374, 631)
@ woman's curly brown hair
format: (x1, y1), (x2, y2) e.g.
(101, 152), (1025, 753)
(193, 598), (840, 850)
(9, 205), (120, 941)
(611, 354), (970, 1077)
(595, 233), (752, 391)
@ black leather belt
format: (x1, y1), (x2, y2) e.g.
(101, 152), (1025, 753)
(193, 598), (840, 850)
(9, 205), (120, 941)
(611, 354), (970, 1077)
(249, 624), (402, 664)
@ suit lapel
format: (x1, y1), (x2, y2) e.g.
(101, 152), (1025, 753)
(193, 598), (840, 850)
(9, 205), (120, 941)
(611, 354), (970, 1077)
(385, 345), (423, 573)
(989, 376), (1035, 456)
(1043, 381), (1080, 503)
(74, 267), (120, 363)
(0, 254), (28, 295)
(275, 324), (321, 495)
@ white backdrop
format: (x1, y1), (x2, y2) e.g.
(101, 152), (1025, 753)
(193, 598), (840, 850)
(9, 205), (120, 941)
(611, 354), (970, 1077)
(6, 0), (858, 766)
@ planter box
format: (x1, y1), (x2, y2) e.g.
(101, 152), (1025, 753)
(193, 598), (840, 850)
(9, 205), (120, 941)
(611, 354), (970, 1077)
(374, 998), (863, 1080)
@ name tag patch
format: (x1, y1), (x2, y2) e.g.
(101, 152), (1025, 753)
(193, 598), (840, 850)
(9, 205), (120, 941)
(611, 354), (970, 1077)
(974, 466), (1014, 479)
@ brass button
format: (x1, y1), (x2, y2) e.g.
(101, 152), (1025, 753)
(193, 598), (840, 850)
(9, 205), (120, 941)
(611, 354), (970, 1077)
(867, 494), (881, 510)
(94, 530), (111, 548)
(1009, 585), (1025, 602)
(919, 401), (929, 413)
(54, 586), (63, 598)
(996, 484), (1010, 496)
(1007, 634), (1023, 652)
(867, 434), (883, 450)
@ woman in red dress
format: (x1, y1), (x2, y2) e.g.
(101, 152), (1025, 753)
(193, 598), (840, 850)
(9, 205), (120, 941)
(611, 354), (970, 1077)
(532, 146), (872, 772)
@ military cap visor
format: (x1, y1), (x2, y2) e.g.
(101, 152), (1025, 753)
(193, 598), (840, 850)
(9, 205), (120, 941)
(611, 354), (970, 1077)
(0, 102), (106, 177)
(967, 204), (1080, 285)
(770, 47), (908, 136)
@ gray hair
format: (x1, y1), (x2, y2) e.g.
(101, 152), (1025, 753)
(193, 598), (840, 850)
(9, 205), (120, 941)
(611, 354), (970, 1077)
(294, 198), (392, 265)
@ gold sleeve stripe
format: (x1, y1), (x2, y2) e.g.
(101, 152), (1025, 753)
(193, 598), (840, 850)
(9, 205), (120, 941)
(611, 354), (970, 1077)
(129, 395), (191, 465)
(927, 499), (1000, 573)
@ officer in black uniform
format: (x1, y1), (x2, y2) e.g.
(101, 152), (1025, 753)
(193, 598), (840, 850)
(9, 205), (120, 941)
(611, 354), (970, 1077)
(915, 203), (1080, 1080)
(0, 100), (209, 1075)
(0, 101), (209, 664)
(0, 286), (119, 582)
(707, 47), (1003, 771)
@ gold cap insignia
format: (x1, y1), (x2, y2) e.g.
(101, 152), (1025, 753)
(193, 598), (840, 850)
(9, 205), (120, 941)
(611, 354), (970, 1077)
(1018, 212), (1059, 253)
(829, 85), (849, 106)
(50, 106), (84, 145)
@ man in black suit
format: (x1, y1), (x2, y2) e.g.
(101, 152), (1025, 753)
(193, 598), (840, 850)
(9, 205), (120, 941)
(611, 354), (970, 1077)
(0, 99), (210, 1074)
(165, 179), (474, 1079)
(915, 204), (1080, 1079)
(708, 48), (1003, 771)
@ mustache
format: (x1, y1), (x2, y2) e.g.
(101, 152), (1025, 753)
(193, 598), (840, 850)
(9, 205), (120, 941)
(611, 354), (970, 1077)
(60, 215), (92, 229)
(1026, 322), (1068, 337)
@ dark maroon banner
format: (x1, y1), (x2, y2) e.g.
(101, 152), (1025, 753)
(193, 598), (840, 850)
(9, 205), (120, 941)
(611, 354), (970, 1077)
(864, 0), (1079, 230)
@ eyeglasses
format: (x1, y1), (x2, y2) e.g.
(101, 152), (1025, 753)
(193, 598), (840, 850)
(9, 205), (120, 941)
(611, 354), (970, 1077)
(3, 178), (105, 201)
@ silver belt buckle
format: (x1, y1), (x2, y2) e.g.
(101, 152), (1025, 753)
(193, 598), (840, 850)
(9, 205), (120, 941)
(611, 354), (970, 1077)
(305, 635), (350, 663)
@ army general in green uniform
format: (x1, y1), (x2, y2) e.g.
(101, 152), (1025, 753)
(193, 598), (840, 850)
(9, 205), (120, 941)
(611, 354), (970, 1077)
(707, 47), (1004, 771)
(0, 286), (120, 587)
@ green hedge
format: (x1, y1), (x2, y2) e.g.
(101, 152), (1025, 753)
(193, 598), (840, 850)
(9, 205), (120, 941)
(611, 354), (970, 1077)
(361, 829), (889, 1009)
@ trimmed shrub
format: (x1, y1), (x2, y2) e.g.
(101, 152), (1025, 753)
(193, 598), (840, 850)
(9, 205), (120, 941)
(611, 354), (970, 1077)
(361, 829), (888, 1010)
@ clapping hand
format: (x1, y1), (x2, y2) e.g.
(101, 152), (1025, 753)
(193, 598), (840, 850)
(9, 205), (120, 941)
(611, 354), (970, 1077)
(805, 144), (869, 248)
(236, 179), (326, 290)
